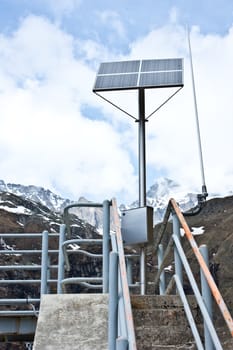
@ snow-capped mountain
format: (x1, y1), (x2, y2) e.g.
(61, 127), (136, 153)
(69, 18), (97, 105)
(0, 178), (204, 226)
(127, 178), (200, 223)
(0, 180), (71, 212)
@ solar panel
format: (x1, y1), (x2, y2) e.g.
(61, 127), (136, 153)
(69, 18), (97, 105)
(93, 58), (183, 92)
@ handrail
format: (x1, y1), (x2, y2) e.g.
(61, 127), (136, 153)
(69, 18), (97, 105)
(154, 197), (233, 347)
(171, 198), (233, 336)
(112, 198), (137, 350)
(173, 234), (222, 349)
(63, 201), (103, 239)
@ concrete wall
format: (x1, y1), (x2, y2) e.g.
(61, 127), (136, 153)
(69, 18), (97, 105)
(33, 294), (108, 350)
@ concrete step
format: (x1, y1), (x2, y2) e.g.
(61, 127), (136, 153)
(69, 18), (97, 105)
(131, 295), (200, 349)
(33, 294), (108, 350)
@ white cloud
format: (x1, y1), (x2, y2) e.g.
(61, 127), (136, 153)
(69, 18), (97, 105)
(44, 0), (82, 19)
(1, 13), (233, 205)
(126, 23), (233, 196)
(0, 15), (137, 203)
(97, 10), (126, 39)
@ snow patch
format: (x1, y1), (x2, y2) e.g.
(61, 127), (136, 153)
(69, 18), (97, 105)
(0, 205), (32, 215)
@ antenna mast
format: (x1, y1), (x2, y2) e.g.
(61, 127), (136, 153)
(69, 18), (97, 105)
(188, 28), (208, 200)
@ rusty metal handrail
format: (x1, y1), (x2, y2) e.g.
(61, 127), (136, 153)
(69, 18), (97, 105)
(112, 198), (137, 350)
(155, 198), (233, 337)
(170, 198), (233, 337)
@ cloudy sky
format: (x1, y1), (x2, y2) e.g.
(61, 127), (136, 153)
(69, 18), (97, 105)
(0, 0), (233, 204)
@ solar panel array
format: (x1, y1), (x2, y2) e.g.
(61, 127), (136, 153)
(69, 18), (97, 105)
(93, 58), (183, 92)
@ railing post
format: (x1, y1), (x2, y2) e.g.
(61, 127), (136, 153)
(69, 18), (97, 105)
(116, 337), (128, 350)
(57, 224), (66, 294)
(103, 200), (111, 293)
(108, 251), (118, 350)
(158, 244), (166, 295)
(200, 245), (214, 350)
(173, 213), (183, 290)
(140, 247), (146, 295)
(126, 258), (133, 285)
(40, 231), (49, 295)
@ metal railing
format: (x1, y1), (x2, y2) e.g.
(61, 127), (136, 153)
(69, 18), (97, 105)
(59, 200), (111, 293)
(154, 198), (233, 350)
(59, 199), (138, 349)
(0, 230), (61, 341)
(0, 231), (60, 311)
(108, 198), (137, 350)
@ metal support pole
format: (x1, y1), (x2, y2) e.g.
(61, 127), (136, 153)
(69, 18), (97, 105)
(173, 214), (183, 290)
(116, 337), (128, 350)
(126, 258), (133, 285)
(140, 247), (146, 295)
(40, 231), (49, 295)
(158, 244), (166, 295)
(47, 256), (51, 294)
(138, 88), (146, 207)
(200, 245), (214, 350)
(109, 252), (118, 350)
(138, 88), (147, 295)
(103, 200), (111, 293)
(57, 224), (66, 294)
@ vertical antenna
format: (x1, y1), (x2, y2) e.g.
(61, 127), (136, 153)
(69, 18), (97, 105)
(187, 27), (208, 198)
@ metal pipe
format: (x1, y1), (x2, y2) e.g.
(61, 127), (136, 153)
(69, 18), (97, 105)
(0, 310), (38, 316)
(138, 89), (148, 296)
(112, 198), (137, 349)
(0, 299), (40, 305)
(116, 337), (128, 350)
(62, 238), (103, 271)
(108, 251), (118, 350)
(173, 214), (183, 289)
(138, 88), (146, 207)
(103, 199), (111, 293)
(158, 244), (166, 295)
(138, 90), (147, 295)
(154, 236), (173, 290)
(0, 249), (59, 254)
(0, 279), (57, 284)
(140, 246), (146, 295)
(40, 231), (49, 295)
(199, 245), (214, 350)
(57, 224), (66, 294)
(0, 233), (58, 237)
(126, 258), (133, 285)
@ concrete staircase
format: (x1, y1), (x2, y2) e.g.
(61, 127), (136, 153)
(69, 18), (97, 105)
(33, 294), (108, 350)
(131, 295), (200, 350)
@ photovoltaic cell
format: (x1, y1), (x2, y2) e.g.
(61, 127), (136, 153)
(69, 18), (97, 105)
(95, 74), (138, 90)
(141, 59), (182, 72)
(98, 60), (140, 74)
(139, 71), (183, 88)
(93, 58), (183, 91)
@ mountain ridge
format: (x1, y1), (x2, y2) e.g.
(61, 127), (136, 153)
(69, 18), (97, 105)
(0, 178), (213, 226)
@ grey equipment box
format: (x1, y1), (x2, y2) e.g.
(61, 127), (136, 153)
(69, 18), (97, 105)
(121, 206), (153, 246)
